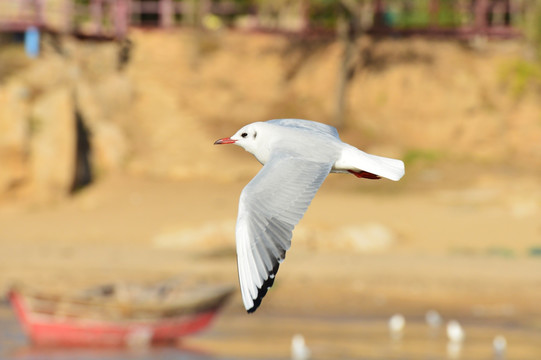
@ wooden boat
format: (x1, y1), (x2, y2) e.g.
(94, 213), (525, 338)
(9, 279), (234, 347)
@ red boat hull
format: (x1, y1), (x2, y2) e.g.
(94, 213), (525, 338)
(10, 291), (219, 346)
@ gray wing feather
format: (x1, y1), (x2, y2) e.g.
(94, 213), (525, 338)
(236, 153), (332, 312)
(267, 119), (339, 139)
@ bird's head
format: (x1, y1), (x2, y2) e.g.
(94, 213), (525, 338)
(214, 122), (267, 159)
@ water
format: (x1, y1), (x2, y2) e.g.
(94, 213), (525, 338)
(1, 305), (540, 360)
(4, 348), (229, 360)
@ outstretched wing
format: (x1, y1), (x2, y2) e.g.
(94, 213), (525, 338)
(236, 152), (332, 312)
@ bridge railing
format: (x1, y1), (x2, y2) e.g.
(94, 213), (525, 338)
(0, 0), (528, 41)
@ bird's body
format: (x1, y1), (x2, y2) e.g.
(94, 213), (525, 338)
(215, 119), (405, 312)
(221, 119), (404, 180)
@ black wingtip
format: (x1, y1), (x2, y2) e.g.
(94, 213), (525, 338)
(246, 262), (281, 313)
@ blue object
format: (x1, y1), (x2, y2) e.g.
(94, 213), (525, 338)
(24, 26), (40, 58)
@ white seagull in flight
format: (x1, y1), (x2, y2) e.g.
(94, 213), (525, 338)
(214, 119), (404, 312)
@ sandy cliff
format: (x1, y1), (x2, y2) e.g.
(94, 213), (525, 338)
(0, 30), (540, 201)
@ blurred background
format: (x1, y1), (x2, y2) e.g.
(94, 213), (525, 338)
(0, 0), (540, 359)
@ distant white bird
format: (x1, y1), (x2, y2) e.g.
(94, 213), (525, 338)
(291, 334), (311, 360)
(389, 314), (406, 339)
(493, 335), (507, 358)
(446, 320), (465, 343)
(425, 309), (443, 329)
(215, 119), (405, 312)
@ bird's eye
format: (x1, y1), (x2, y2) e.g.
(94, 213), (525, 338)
(241, 132), (248, 138)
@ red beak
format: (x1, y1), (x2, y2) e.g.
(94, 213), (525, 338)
(214, 137), (236, 145)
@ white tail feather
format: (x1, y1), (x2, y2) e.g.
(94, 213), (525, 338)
(334, 146), (405, 181)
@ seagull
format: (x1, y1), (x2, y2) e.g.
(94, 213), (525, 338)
(214, 119), (405, 312)
(446, 320), (465, 343)
(425, 309), (443, 329)
(493, 335), (507, 358)
(388, 313), (406, 340)
(291, 334), (311, 360)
